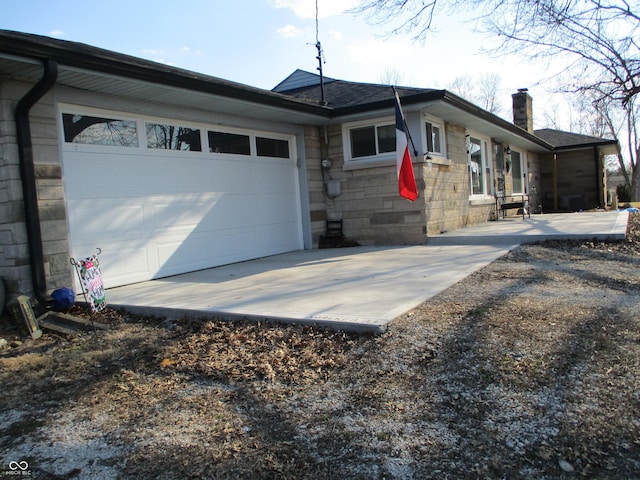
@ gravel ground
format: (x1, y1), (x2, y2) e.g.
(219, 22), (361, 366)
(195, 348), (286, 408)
(0, 212), (639, 480)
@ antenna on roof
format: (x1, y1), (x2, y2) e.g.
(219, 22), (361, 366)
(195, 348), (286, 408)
(314, 0), (327, 106)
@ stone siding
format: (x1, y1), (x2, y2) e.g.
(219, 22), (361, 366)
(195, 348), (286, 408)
(305, 125), (427, 246)
(0, 79), (72, 299)
(303, 121), (533, 245)
(540, 150), (602, 211)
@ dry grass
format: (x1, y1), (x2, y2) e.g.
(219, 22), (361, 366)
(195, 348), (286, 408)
(1, 213), (639, 479)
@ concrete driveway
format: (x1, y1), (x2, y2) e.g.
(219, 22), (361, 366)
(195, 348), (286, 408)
(105, 211), (629, 332)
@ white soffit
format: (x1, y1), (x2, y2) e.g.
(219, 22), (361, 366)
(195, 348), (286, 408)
(0, 54), (329, 126)
(422, 100), (550, 153)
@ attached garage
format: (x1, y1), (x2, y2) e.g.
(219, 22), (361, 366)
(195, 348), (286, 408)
(0, 30), (328, 303)
(60, 106), (304, 288)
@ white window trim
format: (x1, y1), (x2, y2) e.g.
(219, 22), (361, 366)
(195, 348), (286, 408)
(57, 103), (296, 161)
(422, 113), (447, 158)
(342, 116), (396, 166)
(509, 147), (528, 195)
(466, 131), (494, 199)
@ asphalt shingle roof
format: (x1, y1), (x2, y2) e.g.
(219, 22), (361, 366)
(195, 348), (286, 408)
(275, 71), (618, 154)
(534, 128), (618, 149)
(273, 69), (434, 109)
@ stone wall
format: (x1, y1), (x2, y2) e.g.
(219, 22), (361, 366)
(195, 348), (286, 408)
(304, 121), (518, 245)
(540, 150), (601, 211)
(423, 123), (488, 234)
(305, 125), (427, 246)
(0, 79), (72, 299)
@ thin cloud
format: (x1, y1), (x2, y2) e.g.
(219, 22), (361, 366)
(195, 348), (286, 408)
(277, 24), (303, 38)
(347, 38), (412, 65)
(50, 30), (66, 38)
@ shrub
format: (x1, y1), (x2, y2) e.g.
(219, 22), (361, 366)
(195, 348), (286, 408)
(617, 183), (632, 202)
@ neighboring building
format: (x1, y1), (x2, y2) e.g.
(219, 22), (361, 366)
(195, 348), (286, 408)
(0, 31), (619, 303)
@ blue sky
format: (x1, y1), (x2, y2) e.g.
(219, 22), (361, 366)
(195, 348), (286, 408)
(0, 0), (562, 125)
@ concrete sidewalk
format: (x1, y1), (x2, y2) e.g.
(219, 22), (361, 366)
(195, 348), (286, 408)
(427, 210), (629, 245)
(105, 211), (629, 333)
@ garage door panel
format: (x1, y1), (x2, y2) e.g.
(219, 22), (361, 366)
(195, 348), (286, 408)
(154, 227), (263, 277)
(150, 194), (221, 231)
(256, 193), (300, 223)
(63, 151), (154, 198)
(194, 194), (258, 230)
(253, 163), (298, 194)
(73, 241), (153, 288)
(69, 201), (149, 239)
(154, 234), (215, 278)
(255, 223), (301, 253)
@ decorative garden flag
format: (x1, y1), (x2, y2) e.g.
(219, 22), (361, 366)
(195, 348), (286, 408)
(394, 89), (418, 201)
(77, 253), (107, 313)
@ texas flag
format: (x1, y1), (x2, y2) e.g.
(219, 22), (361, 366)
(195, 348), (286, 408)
(394, 89), (418, 201)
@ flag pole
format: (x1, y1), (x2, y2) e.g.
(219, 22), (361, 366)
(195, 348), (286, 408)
(392, 86), (419, 201)
(392, 86), (418, 157)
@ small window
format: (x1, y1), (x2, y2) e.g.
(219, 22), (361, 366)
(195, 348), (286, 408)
(62, 113), (138, 147)
(424, 116), (446, 156)
(511, 150), (525, 194)
(146, 123), (202, 151)
(469, 137), (484, 195)
(468, 134), (492, 196)
(350, 126), (376, 158)
(376, 124), (396, 154)
(349, 123), (395, 159)
(426, 122), (442, 153)
(256, 137), (289, 158)
(208, 130), (250, 155)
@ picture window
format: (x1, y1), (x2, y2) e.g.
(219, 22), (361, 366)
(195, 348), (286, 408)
(349, 123), (395, 159)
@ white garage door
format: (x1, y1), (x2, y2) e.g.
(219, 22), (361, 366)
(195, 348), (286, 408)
(61, 109), (303, 288)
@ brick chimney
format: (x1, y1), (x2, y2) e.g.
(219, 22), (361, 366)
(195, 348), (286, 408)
(512, 88), (533, 133)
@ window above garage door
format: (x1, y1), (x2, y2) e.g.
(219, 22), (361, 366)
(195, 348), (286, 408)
(60, 106), (293, 159)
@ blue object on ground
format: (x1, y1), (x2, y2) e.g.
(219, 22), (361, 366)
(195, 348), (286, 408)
(52, 288), (75, 311)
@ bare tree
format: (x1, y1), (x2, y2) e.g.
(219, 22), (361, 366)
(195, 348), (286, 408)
(556, 85), (639, 200)
(352, 0), (442, 42)
(448, 75), (475, 100)
(354, 0), (639, 104)
(353, 0), (640, 199)
(606, 95), (640, 191)
(448, 73), (504, 115)
(477, 72), (503, 116)
(379, 67), (408, 86)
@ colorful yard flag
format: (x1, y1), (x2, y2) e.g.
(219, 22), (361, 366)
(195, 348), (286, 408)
(76, 253), (107, 313)
(394, 89), (418, 201)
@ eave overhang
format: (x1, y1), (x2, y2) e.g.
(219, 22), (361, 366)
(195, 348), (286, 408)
(552, 140), (620, 156)
(0, 30), (333, 125)
(0, 30), (616, 155)
(331, 90), (553, 153)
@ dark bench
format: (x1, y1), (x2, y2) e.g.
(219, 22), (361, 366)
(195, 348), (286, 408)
(496, 196), (530, 220)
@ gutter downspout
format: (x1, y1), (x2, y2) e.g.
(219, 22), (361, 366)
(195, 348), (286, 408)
(15, 58), (58, 306)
